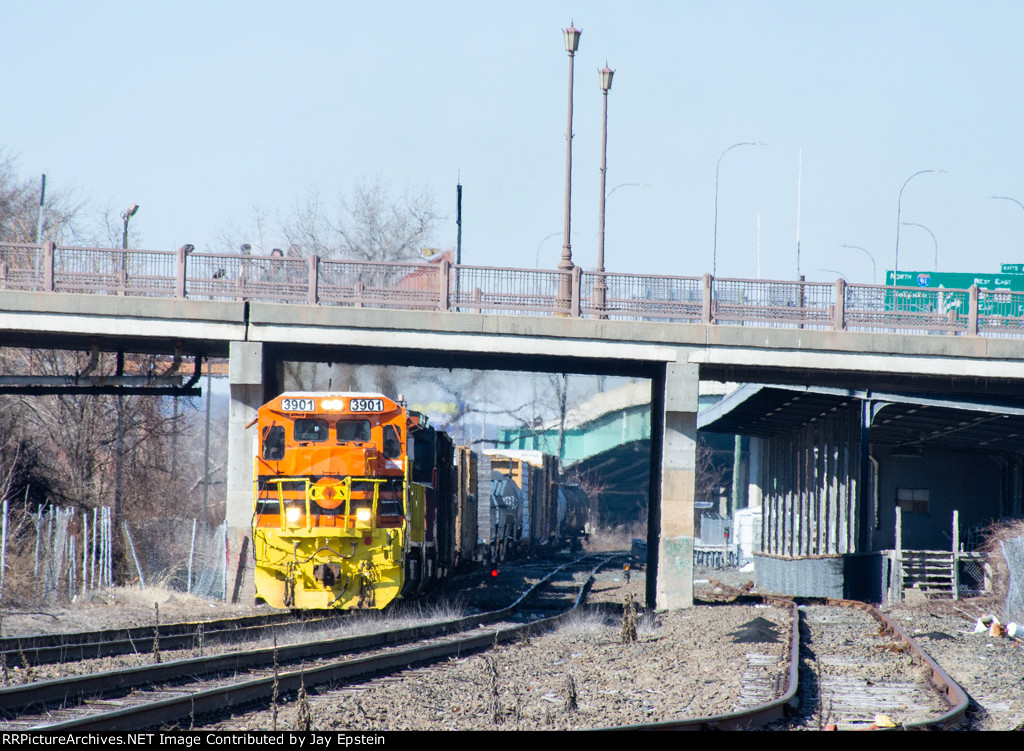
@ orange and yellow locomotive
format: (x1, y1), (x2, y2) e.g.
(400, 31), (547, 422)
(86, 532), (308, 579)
(252, 392), (455, 610)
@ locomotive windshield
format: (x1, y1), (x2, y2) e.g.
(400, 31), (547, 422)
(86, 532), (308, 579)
(294, 418), (328, 443)
(337, 419), (371, 443)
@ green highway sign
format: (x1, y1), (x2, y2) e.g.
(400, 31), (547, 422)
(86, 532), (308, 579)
(884, 270), (1024, 317)
(886, 270), (1024, 290)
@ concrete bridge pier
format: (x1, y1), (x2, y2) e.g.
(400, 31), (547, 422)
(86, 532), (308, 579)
(653, 361), (699, 609)
(225, 341), (281, 603)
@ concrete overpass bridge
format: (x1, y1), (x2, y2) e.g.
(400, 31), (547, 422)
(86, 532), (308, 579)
(4, 241), (1024, 608)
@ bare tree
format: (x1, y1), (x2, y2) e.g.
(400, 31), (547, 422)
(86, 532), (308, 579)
(0, 151), (83, 245)
(331, 179), (438, 262)
(0, 156), (209, 521)
(695, 437), (730, 506)
(225, 178), (442, 263)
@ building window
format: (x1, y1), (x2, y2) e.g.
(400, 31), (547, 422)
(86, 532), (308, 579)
(896, 487), (929, 514)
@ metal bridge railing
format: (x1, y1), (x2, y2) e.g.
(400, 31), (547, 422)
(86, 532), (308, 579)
(1, 240), (1017, 338)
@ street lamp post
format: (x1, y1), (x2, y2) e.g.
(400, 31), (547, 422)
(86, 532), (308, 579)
(894, 170), (944, 278)
(713, 142), (763, 278)
(121, 203), (139, 250)
(120, 203), (138, 295)
(116, 202), (138, 523)
(842, 244), (876, 284)
(594, 63), (614, 316)
(991, 197), (1024, 263)
(902, 222), (938, 271)
(558, 22), (581, 311)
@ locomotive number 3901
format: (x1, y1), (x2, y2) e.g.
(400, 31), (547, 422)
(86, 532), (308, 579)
(349, 398), (384, 412)
(281, 398), (316, 412)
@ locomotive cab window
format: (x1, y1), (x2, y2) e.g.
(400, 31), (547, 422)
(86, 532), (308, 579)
(382, 424), (401, 458)
(294, 418), (328, 443)
(337, 419), (371, 443)
(262, 425), (285, 460)
(412, 431), (436, 483)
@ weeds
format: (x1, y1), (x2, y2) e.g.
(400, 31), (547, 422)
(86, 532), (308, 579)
(621, 593), (638, 644)
(483, 655), (502, 725)
(16, 641), (33, 683)
(557, 608), (607, 636)
(271, 632), (279, 731)
(564, 672), (578, 713)
(636, 611), (659, 638)
(295, 674), (313, 731)
(153, 602), (161, 664)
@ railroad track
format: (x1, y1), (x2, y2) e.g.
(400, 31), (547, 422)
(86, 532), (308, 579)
(0, 610), (339, 667)
(782, 600), (968, 730)
(630, 585), (968, 731)
(0, 554), (617, 731)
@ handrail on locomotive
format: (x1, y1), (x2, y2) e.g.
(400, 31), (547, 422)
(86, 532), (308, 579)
(259, 475), (394, 533)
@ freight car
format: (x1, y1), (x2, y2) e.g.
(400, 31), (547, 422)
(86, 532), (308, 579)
(480, 450), (590, 554)
(251, 392), (462, 610)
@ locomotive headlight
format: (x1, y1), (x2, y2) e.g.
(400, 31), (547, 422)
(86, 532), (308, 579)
(285, 505), (302, 526)
(355, 507), (372, 524)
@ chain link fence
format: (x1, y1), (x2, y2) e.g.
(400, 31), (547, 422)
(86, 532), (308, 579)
(0, 505), (226, 604)
(124, 518), (227, 600)
(0, 505), (116, 604)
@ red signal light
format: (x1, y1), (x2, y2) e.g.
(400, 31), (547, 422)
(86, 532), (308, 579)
(490, 569), (499, 578)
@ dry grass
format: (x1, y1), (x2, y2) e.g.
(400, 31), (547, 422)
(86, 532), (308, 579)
(556, 608), (610, 636)
(979, 519), (1024, 603)
(584, 523), (645, 553)
(247, 597), (471, 650)
(636, 611), (659, 638)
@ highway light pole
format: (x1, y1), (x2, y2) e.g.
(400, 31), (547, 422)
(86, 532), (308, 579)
(594, 63), (614, 317)
(842, 244), (876, 285)
(713, 142), (763, 279)
(902, 222), (938, 271)
(990, 196), (1024, 256)
(121, 203), (138, 250)
(116, 203), (138, 522)
(894, 170), (944, 278)
(991, 195), (1024, 215)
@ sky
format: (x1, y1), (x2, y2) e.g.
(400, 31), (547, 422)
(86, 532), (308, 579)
(5, 2), (1024, 285)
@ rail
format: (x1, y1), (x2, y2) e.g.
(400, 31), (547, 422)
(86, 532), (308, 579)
(2, 241), (1021, 337)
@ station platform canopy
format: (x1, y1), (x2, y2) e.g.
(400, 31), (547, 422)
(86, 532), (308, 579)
(698, 383), (1024, 455)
